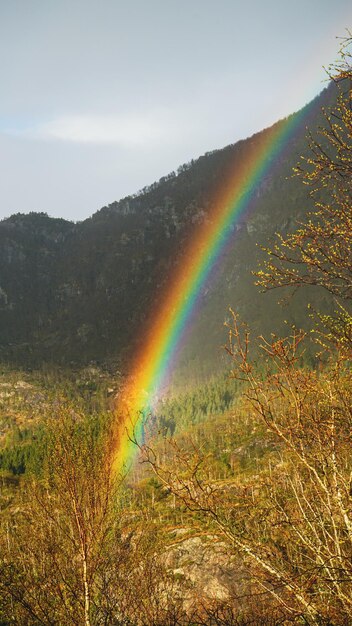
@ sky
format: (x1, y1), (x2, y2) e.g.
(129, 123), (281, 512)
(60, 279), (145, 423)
(0, 0), (351, 222)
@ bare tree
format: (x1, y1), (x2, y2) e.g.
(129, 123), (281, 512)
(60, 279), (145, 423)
(0, 407), (117, 624)
(256, 34), (352, 353)
(0, 405), (194, 625)
(139, 315), (352, 624)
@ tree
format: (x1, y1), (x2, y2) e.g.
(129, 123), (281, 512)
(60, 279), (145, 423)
(138, 36), (352, 624)
(0, 405), (191, 625)
(140, 316), (352, 624)
(256, 34), (352, 353)
(0, 407), (115, 625)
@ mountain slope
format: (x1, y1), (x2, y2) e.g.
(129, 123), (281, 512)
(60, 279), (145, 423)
(0, 83), (338, 375)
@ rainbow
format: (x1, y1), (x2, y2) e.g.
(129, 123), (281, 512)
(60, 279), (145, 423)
(112, 95), (319, 475)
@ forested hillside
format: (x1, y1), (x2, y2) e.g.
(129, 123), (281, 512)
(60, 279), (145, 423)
(0, 82), (338, 380)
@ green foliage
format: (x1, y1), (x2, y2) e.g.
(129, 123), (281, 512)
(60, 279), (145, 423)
(0, 366), (115, 478)
(154, 374), (240, 432)
(0, 423), (47, 475)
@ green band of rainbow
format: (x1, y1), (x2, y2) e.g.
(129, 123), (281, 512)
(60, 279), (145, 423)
(113, 96), (318, 474)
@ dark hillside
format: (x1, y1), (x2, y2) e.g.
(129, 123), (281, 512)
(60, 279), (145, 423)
(0, 83), (338, 374)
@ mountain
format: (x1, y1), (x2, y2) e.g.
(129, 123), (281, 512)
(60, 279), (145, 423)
(0, 83), (338, 378)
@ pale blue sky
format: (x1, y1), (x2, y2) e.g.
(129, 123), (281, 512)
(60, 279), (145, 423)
(0, 0), (351, 221)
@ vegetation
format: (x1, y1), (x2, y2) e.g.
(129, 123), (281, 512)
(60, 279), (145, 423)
(154, 374), (239, 433)
(256, 36), (352, 352)
(0, 408), (191, 625)
(138, 36), (352, 623)
(0, 35), (351, 626)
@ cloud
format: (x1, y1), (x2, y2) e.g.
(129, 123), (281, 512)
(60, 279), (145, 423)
(18, 113), (166, 147)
